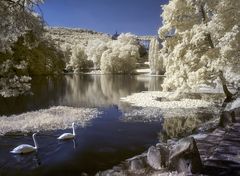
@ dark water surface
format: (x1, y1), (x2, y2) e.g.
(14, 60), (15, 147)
(0, 75), (164, 175)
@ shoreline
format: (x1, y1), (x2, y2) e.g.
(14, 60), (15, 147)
(121, 91), (223, 120)
(97, 120), (240, 176)
(97, 111), (240, 176)
(97, 92), (240, 176)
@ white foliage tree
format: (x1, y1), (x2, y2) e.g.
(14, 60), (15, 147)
(149, 37), (165, 75)
(100, 33), (140, 74)
(66, 44), (91, 73)
(158, 0), (240, 96)
(60, 43), (72, 63)
(0, 0), (44, 97)
(0, 0), (44, 52)
(86, 39), (108, 69)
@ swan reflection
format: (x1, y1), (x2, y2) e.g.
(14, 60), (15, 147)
(12, 152), (41, 169)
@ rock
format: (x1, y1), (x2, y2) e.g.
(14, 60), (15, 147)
(112, 166), (122, 172)
(156, 143), (170, 168)
(175, 158), (191, 174)
(150, 171), (186, 176)
(125, 154), (147, 174)
(169, 137), (203, 174)
(96, 169), (126, 176)
(219, 111), (236, 127)
(167, 139), (177, 146)
(129, 158), (145, 173)
(147, 146), (162, 170)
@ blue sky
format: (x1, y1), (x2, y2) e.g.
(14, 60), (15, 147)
(40, 0), (169, 36)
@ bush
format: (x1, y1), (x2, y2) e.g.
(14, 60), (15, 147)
(86, 39), (108, 69)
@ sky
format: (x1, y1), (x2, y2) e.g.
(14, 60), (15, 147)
(40, 0), (169, 36)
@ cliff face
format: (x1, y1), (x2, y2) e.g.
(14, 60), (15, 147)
(148, 38), (165, 75)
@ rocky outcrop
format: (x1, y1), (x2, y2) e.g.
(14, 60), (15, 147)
(96, 137), (202, 176)
(169, 137), (202, 174)
(45, 27), (111, 48)
(147, 146), (162, 170)
(97, 120), (240, 175)
(197, 123), (240, 175)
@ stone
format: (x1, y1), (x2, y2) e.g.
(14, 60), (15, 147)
(147, 146), (162, 170)
(169, 137), (203, 174)
(156, 143), (170, 168)
(167, 139), (177, 146)
(219, 111), (236, 127)
(129, 158), (145, 174)
(175, 158), (191, 174)
(96, 169), (126, 176)
(150, 171), (186, 176)
(112, 166), (122, 172)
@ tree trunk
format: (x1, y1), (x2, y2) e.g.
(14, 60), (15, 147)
(219, 70), (233, 101)
(200, 5), (215, 48)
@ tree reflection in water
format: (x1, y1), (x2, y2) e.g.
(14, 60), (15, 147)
(159, 114), (213, 142)
(0, 75), (164, 115)
(63, 75), (145, 107)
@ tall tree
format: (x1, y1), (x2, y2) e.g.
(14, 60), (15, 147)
(0, 0), (55, 97)
(158, 0), (240, 97)
(0, 0), (44, 51)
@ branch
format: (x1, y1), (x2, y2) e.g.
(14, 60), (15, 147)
(200, 5), (206, 22)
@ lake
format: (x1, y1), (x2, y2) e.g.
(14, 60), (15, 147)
(0, 74), (164, 175)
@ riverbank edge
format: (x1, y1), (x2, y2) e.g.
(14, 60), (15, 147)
(96, 95), (240, 176)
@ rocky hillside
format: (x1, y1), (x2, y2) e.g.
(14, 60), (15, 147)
(44, 27), (111, 48)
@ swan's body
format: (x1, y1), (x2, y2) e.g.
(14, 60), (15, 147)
(10, 133), (38, 154)
(57, 133), (75, 140)
(57, 123), (76, 140)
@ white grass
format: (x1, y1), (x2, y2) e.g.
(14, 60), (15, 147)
(121, 91), (215, 109)
(123, 107), (163, 122)
(0, 106), (100, 135)
(121, 91), (219, 121)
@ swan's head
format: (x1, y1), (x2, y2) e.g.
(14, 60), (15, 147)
(32, 133), (37, 138)
(72, 122), (75, 127)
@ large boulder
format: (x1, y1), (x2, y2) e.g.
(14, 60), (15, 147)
(147, 145), (170, 170)
(147, 146), (162, 170)
(169, 137), (202, 174)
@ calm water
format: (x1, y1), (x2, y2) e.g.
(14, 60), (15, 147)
(0, 75), (164, 176)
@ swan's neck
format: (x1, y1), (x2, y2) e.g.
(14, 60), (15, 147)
(33, 135), (38, 149)
(72, 125), (75, 135)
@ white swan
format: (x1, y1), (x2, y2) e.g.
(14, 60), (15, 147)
(57, 122), (76, 140)
(10, 133), (38, 154)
